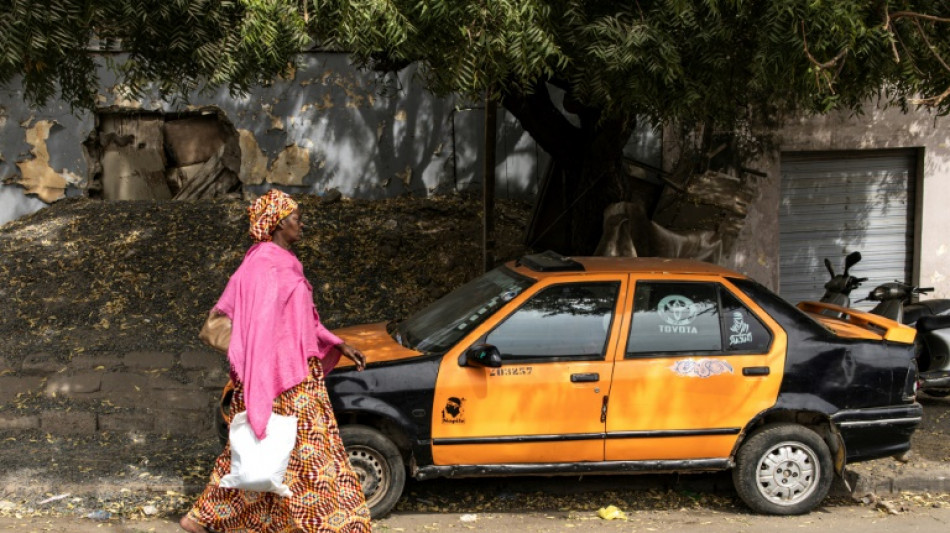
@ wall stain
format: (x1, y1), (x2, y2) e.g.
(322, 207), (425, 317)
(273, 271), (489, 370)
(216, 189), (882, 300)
(266, 144), (311, 186)
(14, 120), (79, 203)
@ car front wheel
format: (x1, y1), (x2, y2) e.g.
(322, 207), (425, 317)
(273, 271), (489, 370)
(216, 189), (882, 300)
(340, 425), (406, 519)
(732, 423), (833, 515)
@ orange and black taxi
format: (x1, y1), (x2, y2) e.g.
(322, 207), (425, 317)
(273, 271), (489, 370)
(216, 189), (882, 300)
(222, 251), (922, 518)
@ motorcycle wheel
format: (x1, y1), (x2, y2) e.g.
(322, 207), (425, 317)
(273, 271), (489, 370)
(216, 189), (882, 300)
(921, 388), (950, 398)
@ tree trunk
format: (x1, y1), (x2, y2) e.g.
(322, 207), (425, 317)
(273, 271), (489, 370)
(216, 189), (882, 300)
(503, 83), (635, 256)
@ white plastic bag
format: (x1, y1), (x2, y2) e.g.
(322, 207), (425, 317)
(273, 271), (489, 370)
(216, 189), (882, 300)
(219, 411), (298, 497)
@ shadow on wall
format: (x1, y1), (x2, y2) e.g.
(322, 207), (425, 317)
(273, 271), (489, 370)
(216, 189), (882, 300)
(219, 55), (540, 200)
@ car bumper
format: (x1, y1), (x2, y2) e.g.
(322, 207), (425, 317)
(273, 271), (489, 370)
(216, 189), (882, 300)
(831, 404), (923, 463)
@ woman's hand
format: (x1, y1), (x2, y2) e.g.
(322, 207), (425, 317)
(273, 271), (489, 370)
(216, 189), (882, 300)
(338, 343), (366, 371)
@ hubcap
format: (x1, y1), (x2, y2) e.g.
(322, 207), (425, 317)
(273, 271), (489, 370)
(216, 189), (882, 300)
(755, 441), (820, 506)
(347, 446), (390, 507)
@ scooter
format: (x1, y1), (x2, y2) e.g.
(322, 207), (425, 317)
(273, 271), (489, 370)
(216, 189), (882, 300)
(816, 251), (867, 316)
(865, 281), (950, 397)
(818, 252), (950, 397)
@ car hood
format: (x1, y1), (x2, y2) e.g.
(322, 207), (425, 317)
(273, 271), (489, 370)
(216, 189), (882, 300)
(332, 322), (424, 367)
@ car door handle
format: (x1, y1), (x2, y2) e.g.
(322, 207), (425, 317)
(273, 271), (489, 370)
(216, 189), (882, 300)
(571, 373), (600, 383)
(742, 366), (770, 376)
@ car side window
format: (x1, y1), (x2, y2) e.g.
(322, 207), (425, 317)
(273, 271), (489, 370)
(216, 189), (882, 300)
(720, 289), (772, 353)
(626, 281), (774, 357)
(626, 282), (722, 355)
(486, 282), (620, 361)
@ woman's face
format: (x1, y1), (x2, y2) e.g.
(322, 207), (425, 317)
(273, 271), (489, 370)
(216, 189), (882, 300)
(274, 209), (304, 245)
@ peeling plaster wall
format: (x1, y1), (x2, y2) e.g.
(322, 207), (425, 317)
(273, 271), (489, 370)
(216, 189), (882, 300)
(717, 105), (950, 296)
(0, 52), (542, 223)
(0, 85), (91, 222)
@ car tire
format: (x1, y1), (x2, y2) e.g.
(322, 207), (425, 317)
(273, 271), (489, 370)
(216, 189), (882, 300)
(732, 423), (833, 515)
(340, 425), (406, 519)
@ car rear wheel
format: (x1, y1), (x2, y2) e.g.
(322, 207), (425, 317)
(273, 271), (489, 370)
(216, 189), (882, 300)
(733, 423), (833, 515)
(340, 425), (406, 519)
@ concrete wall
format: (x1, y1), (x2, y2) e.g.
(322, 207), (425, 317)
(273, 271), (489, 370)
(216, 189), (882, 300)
(742, 105), (950, 297)
(4, 52), (943, 298)
(718, 151), (782, 289)
(0, 52), (546, 225)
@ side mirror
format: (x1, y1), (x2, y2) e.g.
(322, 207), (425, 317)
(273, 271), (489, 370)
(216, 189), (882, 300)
(844, 251), (862, 272)
(458, 344), (503, 368)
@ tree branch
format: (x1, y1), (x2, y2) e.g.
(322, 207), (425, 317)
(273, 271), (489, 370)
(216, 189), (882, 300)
(885, 8), (950, 108)
(501, 81), (584, 158)
(909, 85), (950, 107)
(912, 18), (950, 73)
(801, 21), (849, 70)
(889, 11), (950, 24)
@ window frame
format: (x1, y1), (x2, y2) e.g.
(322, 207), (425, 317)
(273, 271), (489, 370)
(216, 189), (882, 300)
(718, 284), (775, 355)
(479, 280), (623, 364)
(624, 279), (774, 359)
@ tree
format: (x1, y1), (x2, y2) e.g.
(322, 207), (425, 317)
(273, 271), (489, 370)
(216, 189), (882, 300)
(3, 1), (950, 254)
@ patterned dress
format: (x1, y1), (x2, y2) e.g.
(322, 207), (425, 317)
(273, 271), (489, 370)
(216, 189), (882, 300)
(187, 357), (371, 532)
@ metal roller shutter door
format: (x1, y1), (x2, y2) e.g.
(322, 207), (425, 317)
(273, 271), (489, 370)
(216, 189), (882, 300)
(779, 150), (916, 309)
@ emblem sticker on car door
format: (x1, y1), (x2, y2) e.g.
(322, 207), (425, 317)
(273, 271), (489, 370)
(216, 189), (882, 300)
(441, 397), (466, 424)
(728, 311), (754, 346)
(669, 359), (734, 378)
(658, 294), (701, 334)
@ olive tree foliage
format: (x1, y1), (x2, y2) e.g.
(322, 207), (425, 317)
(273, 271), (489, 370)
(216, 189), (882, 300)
(3, 0), (950, 251)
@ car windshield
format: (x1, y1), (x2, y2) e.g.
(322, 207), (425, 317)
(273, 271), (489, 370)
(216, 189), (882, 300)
(391, 266), (535, 353)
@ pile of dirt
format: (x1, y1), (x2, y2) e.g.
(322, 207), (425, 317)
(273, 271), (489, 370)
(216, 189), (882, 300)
(0, 193), (532, 365)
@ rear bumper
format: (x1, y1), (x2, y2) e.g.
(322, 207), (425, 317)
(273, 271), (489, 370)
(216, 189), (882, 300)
(831, 404), (923, 463)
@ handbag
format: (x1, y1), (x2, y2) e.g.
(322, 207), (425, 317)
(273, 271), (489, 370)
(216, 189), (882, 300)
(219, 411), (298, 497)
(199, 311), (231, 354)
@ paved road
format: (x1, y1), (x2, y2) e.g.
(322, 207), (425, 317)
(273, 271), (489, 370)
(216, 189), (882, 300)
(3, 506), (950, 532)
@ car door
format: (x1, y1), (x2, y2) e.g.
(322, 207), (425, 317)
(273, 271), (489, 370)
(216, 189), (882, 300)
(604, 276), (787, 461)
(431, 275), (627, 466)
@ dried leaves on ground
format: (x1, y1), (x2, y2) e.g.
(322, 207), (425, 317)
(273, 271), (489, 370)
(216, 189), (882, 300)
(0, 194), (531, 365)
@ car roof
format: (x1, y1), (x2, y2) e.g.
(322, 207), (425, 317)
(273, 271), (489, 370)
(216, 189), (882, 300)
(506, 253), (746, 279)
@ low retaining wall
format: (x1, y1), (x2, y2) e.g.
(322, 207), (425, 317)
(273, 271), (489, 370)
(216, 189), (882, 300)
(0, 350), (227, 437)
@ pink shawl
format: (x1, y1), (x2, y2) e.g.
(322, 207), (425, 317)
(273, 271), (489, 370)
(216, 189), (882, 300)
(214, 242), (342, 439)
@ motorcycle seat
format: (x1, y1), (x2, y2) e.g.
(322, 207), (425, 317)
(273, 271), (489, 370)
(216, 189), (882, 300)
(905, 301), (950, 325)
(916, 314), (950, 334)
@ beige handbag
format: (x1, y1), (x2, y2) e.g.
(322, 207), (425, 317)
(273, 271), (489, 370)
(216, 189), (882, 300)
(199, 311), (232, 354)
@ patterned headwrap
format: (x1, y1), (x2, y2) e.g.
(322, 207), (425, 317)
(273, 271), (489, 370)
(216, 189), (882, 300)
(247, 189), (299, 242)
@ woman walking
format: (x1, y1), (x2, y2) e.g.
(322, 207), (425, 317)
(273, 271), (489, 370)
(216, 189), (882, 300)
(181, 189), (371, 532)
